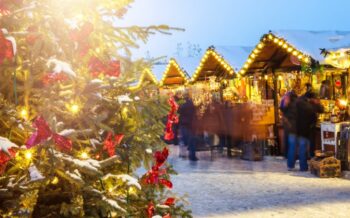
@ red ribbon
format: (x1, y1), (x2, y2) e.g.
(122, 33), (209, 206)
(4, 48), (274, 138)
(147, 202), (154, 218)
(0, 148), (16, 174)
(164, 97), (178, 141)
(164, 197), (175, 206)
(103, 132), (124, 157)
(25, 116), (72, 151)
(0, 29), (14, 64)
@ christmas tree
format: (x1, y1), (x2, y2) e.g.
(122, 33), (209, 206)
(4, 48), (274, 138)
(0, 0), (191, 217)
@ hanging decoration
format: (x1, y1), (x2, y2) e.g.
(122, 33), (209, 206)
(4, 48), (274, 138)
(323, 48), (350, 69)
(25, 116), (72, 151)
(89, 57), (121, 78)
(164, 97), (178, 141)
(0, 29), (16, 65)
(103, 132), (124, 157)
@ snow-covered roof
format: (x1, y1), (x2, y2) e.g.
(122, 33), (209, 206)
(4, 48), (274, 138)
(270, 30), (350, 64)
(214, 46), (253, 71)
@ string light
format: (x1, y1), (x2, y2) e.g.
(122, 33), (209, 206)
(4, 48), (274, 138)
(24, 150), (33, 160)
(264, 75), (268, 80)
(79, 151), (89, 159)
(70, 103), (80, 114)
(20, 108), (28, 119)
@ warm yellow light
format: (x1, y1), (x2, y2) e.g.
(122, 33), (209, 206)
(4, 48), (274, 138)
(253, 49), (259, 54)
(25, 150), (32, 160)
(287, 47), (293, 52)
(128, 186), (138, 195)
(70, 104), (80, 114)
(283, 44), (288, 49)
(278, 41), (283, 46)
(20, 108), (28, 119)
(80, 151), (89, 159)
(247, 58), (252, 63)
(339, 99), (348, 107)
(264, 75), (268, 80)
(251, 53), (256, 58)
(297, 54), (303, 59)
(304, 57), (310, 63)
(292, 51), (298, 56)
(51, 176), (59, 185)
(244, 64), (249, 69)
(278, 75), (282, 81)
(258, 43), (264, 49)
(268, 34), (273, 40)
(273, 38), (279, 43)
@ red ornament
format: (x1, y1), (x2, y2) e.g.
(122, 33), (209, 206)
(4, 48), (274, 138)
(69, 22), (94, 56)
(164, 197), (175, 206)
(105, 60), (121, 77)
(335, 80), (341, 88)
(25, 116), (72, 151)
(89, 58), (121, 78)
(163, 214), (171, 218)
(103, 132), (124, 157)
(0, 148), (16, 171)
(0, 29), (14, 64)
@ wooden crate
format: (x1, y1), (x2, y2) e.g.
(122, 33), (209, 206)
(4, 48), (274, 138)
(310, 156), (341, 178)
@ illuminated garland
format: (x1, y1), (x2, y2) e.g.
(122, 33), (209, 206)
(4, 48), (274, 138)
(159, 59), (188, 87)
(129, 69), (158, 90)
(239, 33), (311, 75)
(190, 47), (235, 83)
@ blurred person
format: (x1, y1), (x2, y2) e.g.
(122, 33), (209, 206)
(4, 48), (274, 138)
(178, 92), (198, 161)
(280, 90), (298, 157)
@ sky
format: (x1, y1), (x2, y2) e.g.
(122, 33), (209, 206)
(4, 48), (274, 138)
(120, 0), (350, 59)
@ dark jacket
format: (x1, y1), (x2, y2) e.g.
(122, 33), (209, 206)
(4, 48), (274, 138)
(296, 98), (320, 138)
(178, 98), (196, 130)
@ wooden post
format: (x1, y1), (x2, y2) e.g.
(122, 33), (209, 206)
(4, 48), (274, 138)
(272, 68), (280, 155)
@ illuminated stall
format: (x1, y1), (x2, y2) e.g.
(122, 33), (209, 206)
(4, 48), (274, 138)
(239, 30), (350, 154)
(129, 68), (158, 90)
(189, 46), (252, 105)
(158, 58), (189, 95)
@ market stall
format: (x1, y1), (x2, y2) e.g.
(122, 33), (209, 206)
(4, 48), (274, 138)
(239, 30), (350, 156)
(129, 68), (158, 90)
(158, 58), (189, 94)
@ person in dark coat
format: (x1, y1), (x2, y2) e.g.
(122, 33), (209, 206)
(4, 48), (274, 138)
(280, 90), (298, 157)
(178, 94), (198, 161)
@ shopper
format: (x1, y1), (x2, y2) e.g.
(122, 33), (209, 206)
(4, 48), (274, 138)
(280, 90), (298, 157)
(178, 92), (198, 161)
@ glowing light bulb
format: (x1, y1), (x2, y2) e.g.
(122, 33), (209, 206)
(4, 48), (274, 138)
(80, 151), (89, 159)
(264, 75), (268, 80)
(25, 151), (32, 160)
(298, 54), (303, 59)
(278, 75), (282, 81)
(258, 43), (264, 49)
(273, 38), (279, 43)
(287, 47), (293, 52)
(304, 57), (310, 63)
(292, 51), (298, 56)
(244, 64), (249, 69)
(20, 108), (28, 119)
(268, 34), (273, 40)
(70, 104), (80, 114)
(339, 99), (348, 107)
(247, 58), (252, 63)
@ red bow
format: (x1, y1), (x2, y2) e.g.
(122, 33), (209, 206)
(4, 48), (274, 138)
(0, 148), (16, 174)
(144, 147), (172, 189)
(103, 132), (124, 157)
(164, 197), (175, 206)
(164, 97), (179, 140)
(0, 30), (14, 64)
(154, 147), (169, 167)
(89, 57), (121, 78)
(25, 116), (72, 151)
(42, 72), (69, 86)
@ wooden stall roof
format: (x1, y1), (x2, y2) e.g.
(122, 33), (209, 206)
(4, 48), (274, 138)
(191, 47), (235, 83)
(129, 69), (158, 90)
(240, 30), (350, 75)
(159, 59), (189, 87)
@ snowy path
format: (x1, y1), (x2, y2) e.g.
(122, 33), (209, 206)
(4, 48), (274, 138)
(168, 146), (350, 218)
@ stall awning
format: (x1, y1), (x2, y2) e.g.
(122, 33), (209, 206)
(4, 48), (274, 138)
(240, 30), (350, 75)
(190, 46), (252, 82)
(159, 59), (188, 87)
(129, 69), (158, 90)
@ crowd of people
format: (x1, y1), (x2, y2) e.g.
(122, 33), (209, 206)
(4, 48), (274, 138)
(167, 83), (324, 172)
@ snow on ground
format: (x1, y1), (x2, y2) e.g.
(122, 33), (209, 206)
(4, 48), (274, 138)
(168, 145), (350, 218)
